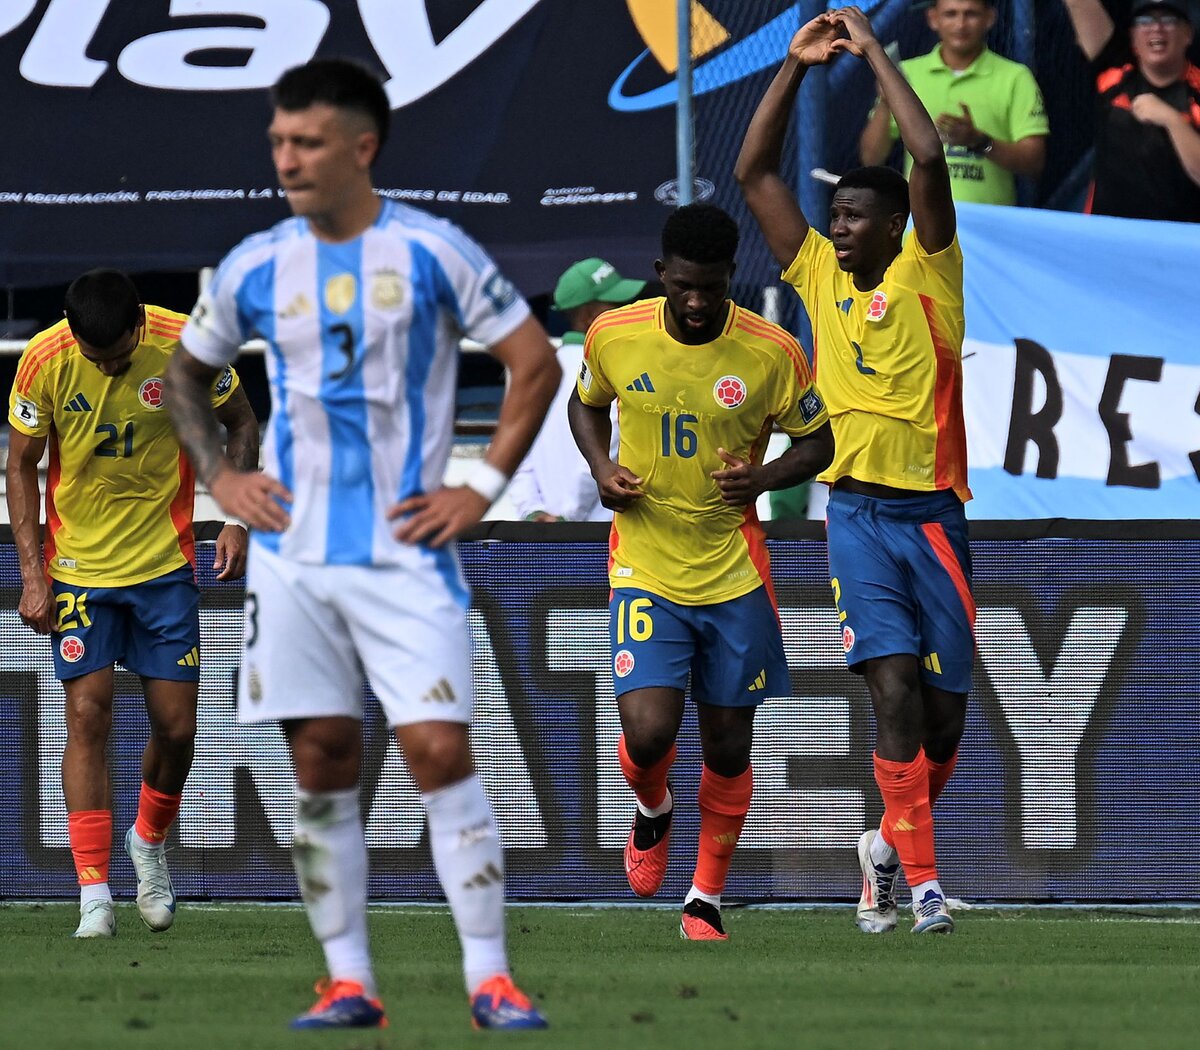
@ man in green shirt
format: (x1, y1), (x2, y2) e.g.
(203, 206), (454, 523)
(860, 0), (1048, 205)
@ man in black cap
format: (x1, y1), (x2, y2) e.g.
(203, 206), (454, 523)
(1062, 0), (1200, 221)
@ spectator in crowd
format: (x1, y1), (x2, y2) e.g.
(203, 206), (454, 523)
(507, 259), (645, 522)
(860, 0), (1048, 205)
(1062, 0), (1200, 221)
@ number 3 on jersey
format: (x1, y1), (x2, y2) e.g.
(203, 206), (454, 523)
(614, 596), (654, 645)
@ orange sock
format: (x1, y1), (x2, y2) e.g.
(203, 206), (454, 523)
(134, 783), (182, 844)
(68, 810), (112, 885)
(926, 752), (958, 806)
(617, 735), (676, 810)
(873, 751), (937, 886)
(693, 765), (753, 896)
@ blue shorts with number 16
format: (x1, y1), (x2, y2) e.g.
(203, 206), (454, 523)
(608, 585), (790, 707)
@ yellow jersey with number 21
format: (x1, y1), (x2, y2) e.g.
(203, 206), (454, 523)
(8, 307), (239, 587)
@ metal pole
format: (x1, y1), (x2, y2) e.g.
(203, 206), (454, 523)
(675, 0), (693, 206)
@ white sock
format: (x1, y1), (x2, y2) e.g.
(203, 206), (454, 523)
(870, 828), (899, 869)
(911, 879), (944, 904)
(636, 786), (673, 820)
(684, 885), (720, 910)
(80, 883), (112, 906)
(423, 775), (509, 994)
(293, 787), (376, 997)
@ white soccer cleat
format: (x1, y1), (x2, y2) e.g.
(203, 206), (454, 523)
(855, 829), (899, 934)
(72, 899), (116, 939)
(911, 888), (954, 934)
(125, 828), (177, 932)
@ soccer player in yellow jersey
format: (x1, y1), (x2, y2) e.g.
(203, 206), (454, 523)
(5, 270), (259, 939)
(737, 6), (973, 936)
(569, 203), (834, 940)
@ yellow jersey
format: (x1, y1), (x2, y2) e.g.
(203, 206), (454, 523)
(8, 307), (240, 586)
(782, 228), (970, 501)
(578, 298), (828, 605)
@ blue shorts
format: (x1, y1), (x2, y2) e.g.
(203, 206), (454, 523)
(826, 488), (975, 694)
(608, 585), (790, 707)
(50, 566), (201, 683)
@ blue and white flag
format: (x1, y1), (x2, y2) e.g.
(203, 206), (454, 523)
(958, 203), (1200, 519)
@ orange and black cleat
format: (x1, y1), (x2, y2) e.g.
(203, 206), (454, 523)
(623, 787), (673, 898)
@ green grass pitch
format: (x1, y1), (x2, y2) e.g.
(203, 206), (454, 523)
(2, 903), (1197, 1049)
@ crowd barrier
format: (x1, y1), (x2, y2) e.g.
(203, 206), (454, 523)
(1, 521), (1196, 902)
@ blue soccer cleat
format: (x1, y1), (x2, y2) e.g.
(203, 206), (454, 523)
(470, 974), (548, 1030)
(911, 889), (955, 934)
(290, 979), (388, 1029)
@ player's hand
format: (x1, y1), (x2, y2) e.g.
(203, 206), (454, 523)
(213, 523), (249, 581)
(526, 511), (565, 523)
(711, 447), (764, 506)
(388, 485), (489, 547)
(936, 104), (981, 147)
(594, 462), (644, 512)
(828, 6), (880, 58)
(18, 575), (54, 635)
(788, 13), (843, 66)
(209, 467), (292, 533)
(1130, 93), (1183, 129)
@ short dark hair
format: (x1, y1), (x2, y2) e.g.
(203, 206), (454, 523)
(272, 58), (390, 159)
(661, 203), (740, 265)
(64, 270), (141, 348)
(836, 166), (911, 222)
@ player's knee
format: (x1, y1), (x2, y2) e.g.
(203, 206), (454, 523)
(622, 729), (676, 770)
(65, 698), (112, 745)
(404, 730), (473, 789)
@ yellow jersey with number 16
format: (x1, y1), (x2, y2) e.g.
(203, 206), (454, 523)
(8, 307), (240, 587)
(578, 298), (828, 606)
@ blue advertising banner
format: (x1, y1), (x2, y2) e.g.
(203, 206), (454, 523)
(1, 527), (1196, 904)
(958, 203), (1200, 520)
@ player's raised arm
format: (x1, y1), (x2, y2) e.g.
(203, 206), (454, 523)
(1061, 0), (1115, 62)
(833, 6), (955, 251)
(735, 16), (848, 267)
(165, 347), (291, 532)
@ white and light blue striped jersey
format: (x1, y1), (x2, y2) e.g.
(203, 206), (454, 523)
(182, 198), (529, 568)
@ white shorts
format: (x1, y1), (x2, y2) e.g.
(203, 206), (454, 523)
(237, 542), (474, 727)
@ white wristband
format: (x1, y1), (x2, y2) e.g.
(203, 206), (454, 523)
(225, 518), (249, 532)
(466, 461), (509, 504)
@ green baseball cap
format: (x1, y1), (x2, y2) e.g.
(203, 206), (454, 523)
(553, 258), (646, 312)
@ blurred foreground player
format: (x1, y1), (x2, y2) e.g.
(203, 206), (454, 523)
(737, 7), (974, 934)
(165, 60), (558, 1029)
(569, 203), (833, 940)
(6, 269), (256, 938)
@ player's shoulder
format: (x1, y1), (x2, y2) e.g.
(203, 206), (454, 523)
(14, 318), (76, 391)
(376, 199), (493, 272)
(586, 298), (661, 352)
(210, 217), (306, 292)
(728, 304), (806, 361)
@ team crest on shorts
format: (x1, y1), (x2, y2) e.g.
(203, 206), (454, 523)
(60, 636), (85, 663)
(713, 375), (747, 408)
(866, 292), (888, 322)
(614, 649), (635, 678)
(138, 377), (164, 409)
(841, 625), (856, 654)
